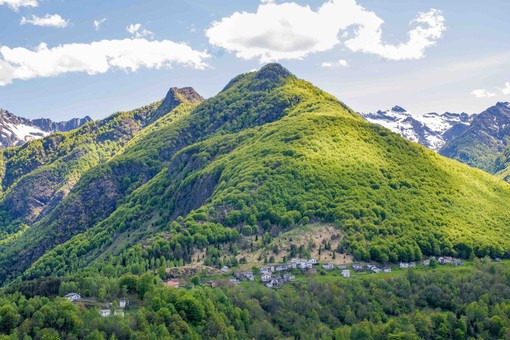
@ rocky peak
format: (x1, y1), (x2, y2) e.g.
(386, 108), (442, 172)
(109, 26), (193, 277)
(391, 105), (407, 113)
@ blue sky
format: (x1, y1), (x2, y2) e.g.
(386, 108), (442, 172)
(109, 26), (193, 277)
(0, 0), (509, 120)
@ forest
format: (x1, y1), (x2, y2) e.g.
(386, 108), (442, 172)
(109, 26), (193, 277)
(0, 258), (509, 339)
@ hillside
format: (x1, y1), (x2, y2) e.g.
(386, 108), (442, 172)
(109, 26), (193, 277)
(1, 64), (510, 286)
(0, 64), (510, 286)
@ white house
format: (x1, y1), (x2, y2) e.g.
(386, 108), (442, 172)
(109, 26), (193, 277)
(221, 266), (230, 273)
(399, 262), (409, 269)
(261, 274), (272, 282)
(342, 270), (351, 278)
(114, 310), (124, 317)
(322, 263), (334, 270)
(383, 267), (392, 273)
(308, 258), (317, 265)
(99, 309), (111, 317)
(65, 293), (81, 302)
(119, 299), (128, 309)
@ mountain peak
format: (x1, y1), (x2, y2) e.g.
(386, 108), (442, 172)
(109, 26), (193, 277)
(165, 87), (204, 106)
(255, 63), (292, 82)
(495, 102), (510, 110)
(150, 86), (204, 123)
(391, 105), (407, 113)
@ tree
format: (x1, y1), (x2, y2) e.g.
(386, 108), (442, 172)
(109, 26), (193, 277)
(0, 304), (20, 334)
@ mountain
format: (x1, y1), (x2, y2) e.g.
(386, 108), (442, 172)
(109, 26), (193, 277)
(360, 106), (474, 151)
(0, 108), (92, 149)
(440, 102), (510, 173)
(1, 64), (510, 287)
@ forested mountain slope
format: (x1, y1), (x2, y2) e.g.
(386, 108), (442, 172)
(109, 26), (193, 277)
(1, 64), (510, 286)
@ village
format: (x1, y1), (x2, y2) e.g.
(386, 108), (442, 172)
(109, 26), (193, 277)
(166, 255), (468, 290)
(60, 254), (488, 318)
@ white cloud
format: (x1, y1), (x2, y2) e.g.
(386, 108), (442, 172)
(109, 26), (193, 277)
(321, 59), (349, 68)
(0, 0), (37, 10)
(20, 14), (69, 28)
(0, 38), (210, 86)
(471, 89), (496, 98)
(206, 0), (445, 62)
(502, 82), (510, 95)
(93, 18), (107, 31)
(127, 23), (153, 39)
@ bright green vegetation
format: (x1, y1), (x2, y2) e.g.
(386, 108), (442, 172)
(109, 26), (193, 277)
(0, 63), (509, 338)
(0, 259), (510, 338)
(0, 64), (510, 287)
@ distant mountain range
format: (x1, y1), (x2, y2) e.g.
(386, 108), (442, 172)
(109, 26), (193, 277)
(0, 109), (92, 149)
(361, 102), (510, 178)
(360, 106), (475, 151)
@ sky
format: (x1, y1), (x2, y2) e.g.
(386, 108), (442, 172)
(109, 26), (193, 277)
(0, 0), (509, 121)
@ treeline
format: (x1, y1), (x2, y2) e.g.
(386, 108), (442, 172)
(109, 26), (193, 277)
(1, 258), (510, 339)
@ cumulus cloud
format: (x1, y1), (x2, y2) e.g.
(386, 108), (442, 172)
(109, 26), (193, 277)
(471, 89), (496, 98)
(0, 0), (37, 10)
(127, 23), (153, 38)
(93, 18), (107, 31)
(20, 14), (69, 28)
(206, 0), (446, 62)
(321, 59), (349, 68)
(0, 39), (209, 86)
(503, 82), (510, 95)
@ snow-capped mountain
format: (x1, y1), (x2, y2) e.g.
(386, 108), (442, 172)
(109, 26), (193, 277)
(0, 108), (92, 149)
(360, 106), (475, 151)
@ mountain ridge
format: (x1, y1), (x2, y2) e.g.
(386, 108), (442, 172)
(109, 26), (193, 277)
(0, 108), (92, 149)
(1, 64), (510, 287)
(360, 106), (475, 151)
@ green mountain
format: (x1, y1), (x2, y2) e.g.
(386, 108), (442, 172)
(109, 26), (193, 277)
(1, 64), (510, 286)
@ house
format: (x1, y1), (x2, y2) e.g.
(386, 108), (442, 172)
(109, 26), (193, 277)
(372, 267), (382, 273)
(423, 259), (430, 267)
(409, 262), (416, 267)
(455, 259), (464, 266)
(260, 266), (273, 273)
(65, 293), (81, 302)
(383, 267), (392, 273)
(308, 258), (318, 265)
(119, 299), (128, 309)
(300, 262), (312, 270)
(266, 277), (283, 288)
(114, 310), (124, 317)
(337, 264), (347, 269)
(341, 270), (351, 278)
(322, 263), (335, 270)
(261, 274), (272, 282)
(275, 264), (288, 272)
(352, 264), (363, 272)
(221, 266), (230, 273)
(234, 271), (254, 281)
(399, 262), (409, 269)
(438, 257), (453, 265)
(290, 262), (298, 269)
(283, 274), (295, 282)
(99, 309), (111, 317)
(493, 258), (502, 262)
(228, 278), (240, 285)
